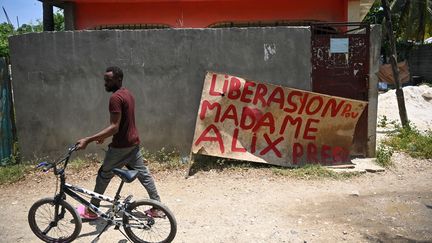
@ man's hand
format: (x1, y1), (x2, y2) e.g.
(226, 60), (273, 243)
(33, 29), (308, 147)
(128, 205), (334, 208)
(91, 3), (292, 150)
(76, 138), (90, 150)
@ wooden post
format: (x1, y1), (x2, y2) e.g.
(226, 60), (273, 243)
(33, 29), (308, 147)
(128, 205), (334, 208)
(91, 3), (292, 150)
(381, 0), (410, 128)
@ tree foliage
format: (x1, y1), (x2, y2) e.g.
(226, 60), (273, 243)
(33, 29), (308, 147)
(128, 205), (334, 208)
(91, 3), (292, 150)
(363, 0), (432, 63)
(364, 0), (432, 43)
(0, 23), (14, 57)
(53, 10), (65, 31)
(0, 9), (64, 57)
(391, 0), (432, 42)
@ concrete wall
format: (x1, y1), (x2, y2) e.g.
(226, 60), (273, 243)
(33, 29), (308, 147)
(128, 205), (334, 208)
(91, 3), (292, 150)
(9, 27), (311, 159)
(367, 25), (382, 157)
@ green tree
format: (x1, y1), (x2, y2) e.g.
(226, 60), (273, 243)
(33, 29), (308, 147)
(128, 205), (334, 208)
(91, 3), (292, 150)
(54, 9), (65, 31)
(364, 0), (432, 43)
(382, 0), (410, 128)
(363, 1), (386, 24)
(391, 0), (432, 43)
(0, 23), (14, 57)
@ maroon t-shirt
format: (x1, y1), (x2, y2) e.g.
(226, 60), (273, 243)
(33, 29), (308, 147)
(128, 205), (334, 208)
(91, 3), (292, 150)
(109, 87), (140, 148)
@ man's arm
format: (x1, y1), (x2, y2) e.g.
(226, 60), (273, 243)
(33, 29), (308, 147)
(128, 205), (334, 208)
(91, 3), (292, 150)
(76, 112), (121, 150)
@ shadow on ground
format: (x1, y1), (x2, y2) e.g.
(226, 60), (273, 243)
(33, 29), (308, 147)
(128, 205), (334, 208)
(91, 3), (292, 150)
(364, 232), (431, 243)
(187, 154), (273, 177)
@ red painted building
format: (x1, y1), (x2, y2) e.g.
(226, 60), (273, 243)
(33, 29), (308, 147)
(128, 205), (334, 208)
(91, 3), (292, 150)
(40, 0), (374, 30)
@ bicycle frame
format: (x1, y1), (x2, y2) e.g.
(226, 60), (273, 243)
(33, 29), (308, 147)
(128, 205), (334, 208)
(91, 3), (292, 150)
(61, 183), (123, 225)
(46, 146), (147, 230)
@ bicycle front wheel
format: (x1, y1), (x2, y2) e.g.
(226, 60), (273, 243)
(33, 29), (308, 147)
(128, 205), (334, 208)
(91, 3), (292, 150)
(123, 199), (177, 243)
(28, 197), (82, 242)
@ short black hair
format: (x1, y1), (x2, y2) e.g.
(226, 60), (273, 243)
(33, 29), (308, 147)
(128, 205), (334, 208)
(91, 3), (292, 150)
(105, 66), (123, 81)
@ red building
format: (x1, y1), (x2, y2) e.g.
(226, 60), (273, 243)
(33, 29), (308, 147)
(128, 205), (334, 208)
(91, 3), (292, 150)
(40, 0), (374, 30)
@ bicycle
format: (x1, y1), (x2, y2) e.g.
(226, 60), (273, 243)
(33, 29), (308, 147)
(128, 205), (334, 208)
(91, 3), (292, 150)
(28, 145), (177, 243)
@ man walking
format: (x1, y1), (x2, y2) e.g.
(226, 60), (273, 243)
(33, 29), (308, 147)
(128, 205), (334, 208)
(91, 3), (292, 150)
(76, 66), (161, 219)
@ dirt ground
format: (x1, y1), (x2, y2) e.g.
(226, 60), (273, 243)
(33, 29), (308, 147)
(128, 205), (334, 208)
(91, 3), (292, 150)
(0, 152), (431, 243)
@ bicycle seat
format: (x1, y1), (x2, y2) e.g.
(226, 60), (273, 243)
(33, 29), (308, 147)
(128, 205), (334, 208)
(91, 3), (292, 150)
(112, 168), (139, 183)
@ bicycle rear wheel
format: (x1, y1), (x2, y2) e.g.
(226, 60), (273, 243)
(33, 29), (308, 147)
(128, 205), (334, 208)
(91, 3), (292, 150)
(28, 197), (82, 242)
(123, 199), (177, 243)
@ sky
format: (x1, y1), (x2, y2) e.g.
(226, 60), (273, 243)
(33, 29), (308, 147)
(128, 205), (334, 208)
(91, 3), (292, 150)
(0, 0), (42, 28)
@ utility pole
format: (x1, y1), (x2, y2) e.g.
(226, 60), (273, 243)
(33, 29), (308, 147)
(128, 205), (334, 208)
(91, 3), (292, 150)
(2, 6), (12, 26)
(381, 0), (410, 128)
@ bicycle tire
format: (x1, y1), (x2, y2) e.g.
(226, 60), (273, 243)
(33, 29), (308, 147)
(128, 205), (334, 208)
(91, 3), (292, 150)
(123, 199), (177, 243)
(28, 197), (82, 242)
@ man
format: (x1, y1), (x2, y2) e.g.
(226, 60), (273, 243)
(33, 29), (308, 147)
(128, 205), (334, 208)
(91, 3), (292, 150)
(76, 66), (161, 219)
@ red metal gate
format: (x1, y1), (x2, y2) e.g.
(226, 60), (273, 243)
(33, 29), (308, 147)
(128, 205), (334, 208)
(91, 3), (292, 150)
(311, 23), (370, 156)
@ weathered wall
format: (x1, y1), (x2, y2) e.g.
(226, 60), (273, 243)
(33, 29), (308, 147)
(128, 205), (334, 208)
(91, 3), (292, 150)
(9, 27), (311, 159)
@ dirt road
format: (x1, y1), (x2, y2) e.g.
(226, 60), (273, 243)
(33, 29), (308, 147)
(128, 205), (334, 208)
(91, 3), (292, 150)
(0, 152), (431, 243)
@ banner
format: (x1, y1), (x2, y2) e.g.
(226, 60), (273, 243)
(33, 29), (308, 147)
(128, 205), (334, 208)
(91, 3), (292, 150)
(191, 72), (367, 166)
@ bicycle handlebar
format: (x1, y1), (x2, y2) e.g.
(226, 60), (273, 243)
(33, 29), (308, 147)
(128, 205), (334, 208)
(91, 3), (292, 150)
(36, 144), (79, 174)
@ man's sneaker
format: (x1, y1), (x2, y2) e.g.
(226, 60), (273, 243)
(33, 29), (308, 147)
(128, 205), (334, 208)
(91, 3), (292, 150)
(145, 208), (165, 218)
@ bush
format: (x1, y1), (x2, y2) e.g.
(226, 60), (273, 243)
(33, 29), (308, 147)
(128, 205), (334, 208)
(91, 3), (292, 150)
(376, 144), (394, 167)
(383, 125), (432, 159)
(0, 163), (29, 184)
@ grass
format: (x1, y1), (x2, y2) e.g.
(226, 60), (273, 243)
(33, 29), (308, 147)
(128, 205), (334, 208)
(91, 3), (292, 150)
(272, 164), (361, 180)
(0, 163), (30, 184)
(141, 147), (189, 171)
(376, 144), (394, 167)
(0, 153), (100, 185)
(383, 124), (432, 159)
(376, 117), (432, 167)
(0, 147), (188, 185)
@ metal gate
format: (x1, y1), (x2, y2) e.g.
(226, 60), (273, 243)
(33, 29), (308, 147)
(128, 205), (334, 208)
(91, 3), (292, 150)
(0, 58), (15, 165)
(311, 23), (370, 156)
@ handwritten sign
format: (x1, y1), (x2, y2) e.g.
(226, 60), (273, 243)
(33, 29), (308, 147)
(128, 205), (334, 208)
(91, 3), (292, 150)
(191, 72), (367, 166)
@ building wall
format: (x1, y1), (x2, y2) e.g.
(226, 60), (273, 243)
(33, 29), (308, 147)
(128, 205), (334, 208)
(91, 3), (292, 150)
(9, 27), (312, 159)
(348, 1), (360, 23)
(73, 0), (349, 29)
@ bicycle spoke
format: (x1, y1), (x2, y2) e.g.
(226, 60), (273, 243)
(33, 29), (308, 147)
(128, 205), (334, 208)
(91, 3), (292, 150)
(123, 200), (176, 243)
(42, 224), (53, 235)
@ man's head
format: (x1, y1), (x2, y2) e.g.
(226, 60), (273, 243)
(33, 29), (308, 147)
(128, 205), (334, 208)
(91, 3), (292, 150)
(104, 66), (123, 92)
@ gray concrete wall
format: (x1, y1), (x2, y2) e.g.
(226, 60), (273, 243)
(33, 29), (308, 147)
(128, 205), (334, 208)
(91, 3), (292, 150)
(367, 25), (382, 157)
(9, 27), (312, 159)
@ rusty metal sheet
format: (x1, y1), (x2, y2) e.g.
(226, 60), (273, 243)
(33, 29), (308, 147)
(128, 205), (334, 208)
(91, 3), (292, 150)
(191, 72), (367, 167)
(376, 61), (410, 84)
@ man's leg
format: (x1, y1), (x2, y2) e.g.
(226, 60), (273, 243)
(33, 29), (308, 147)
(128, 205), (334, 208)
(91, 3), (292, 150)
(126, 146), (161, 201)
(90, 146), (134, 207)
